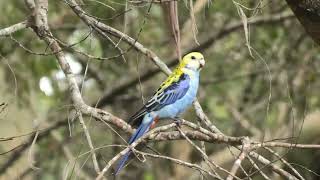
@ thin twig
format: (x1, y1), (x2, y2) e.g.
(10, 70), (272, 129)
(78, 113), (101, 174)
(134, 149), (222, 180)
(265, 147), (305, 180)
(226, 137), (251, 180)
(96, 123), (176, 179)
(176, 126), (239, 180)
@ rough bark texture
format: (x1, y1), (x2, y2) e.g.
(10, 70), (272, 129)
(286, 0), (320, 45)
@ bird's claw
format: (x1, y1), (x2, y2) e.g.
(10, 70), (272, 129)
(173, 118), (182, 127)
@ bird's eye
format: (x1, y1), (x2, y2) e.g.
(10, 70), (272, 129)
(191, 56), (196, 60)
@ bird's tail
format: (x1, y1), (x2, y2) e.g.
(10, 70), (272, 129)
(115, 114), (154, 175)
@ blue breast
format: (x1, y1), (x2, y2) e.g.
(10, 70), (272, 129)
(156, 71), (199, 118)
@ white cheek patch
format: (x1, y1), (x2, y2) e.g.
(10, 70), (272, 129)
(189, 61), (199, 69)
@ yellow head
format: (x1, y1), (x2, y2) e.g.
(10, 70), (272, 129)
(179, 52), (205, 71)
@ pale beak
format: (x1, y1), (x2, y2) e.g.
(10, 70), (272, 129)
(199, 59), (205, 68)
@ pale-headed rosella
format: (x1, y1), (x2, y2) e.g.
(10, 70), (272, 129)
(115, 52), (205, 174)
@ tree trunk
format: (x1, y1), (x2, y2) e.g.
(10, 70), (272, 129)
(286, 0), (320, 45)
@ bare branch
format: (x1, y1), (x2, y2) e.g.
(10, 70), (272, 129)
(78, 113), (101, 174)
(0, 21), (28, 36)
(265, 147), (305, 180)
(96, 123), (177, 179)
(177, 126), (239, 179)
(134, 150), (222, 180)
(226, 137), (251, 180)
(66, 0), (172, 75)
(247, 151), (299, 180)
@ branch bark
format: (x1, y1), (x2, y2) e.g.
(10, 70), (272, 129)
(0, 21), (28, 36)
(286, 0), (320, 45)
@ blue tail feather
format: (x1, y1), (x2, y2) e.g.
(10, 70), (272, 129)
(115, 114), (154, 175)
(115, 151), (131, 175)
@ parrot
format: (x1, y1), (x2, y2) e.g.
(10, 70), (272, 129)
(115, 52), (205, 174)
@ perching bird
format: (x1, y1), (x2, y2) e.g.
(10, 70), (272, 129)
(115, 52), (205, 174)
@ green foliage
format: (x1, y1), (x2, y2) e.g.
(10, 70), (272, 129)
(143, 171), (154, 180)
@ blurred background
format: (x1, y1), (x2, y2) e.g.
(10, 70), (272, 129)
(1, 0), (320, 179)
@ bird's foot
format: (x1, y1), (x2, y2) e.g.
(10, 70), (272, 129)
(172, 118), (183, 127)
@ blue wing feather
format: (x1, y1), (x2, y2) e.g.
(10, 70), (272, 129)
(128, 73), (190, 126)
(150, 73), (190, 108)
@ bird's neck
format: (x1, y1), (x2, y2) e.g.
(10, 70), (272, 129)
(181, 67), (199, 79)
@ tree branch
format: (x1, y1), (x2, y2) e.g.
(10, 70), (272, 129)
(0, 20), (28, 36)
(285, 0), (320, 45)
